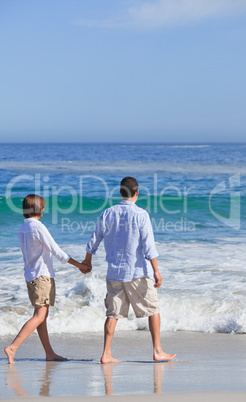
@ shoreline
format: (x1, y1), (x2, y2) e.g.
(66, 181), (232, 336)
(1, 331), (246, 399)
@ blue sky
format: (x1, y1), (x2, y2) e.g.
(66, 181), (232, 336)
(0, 0), (246, 143)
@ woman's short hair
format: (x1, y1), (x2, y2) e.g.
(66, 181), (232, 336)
(120, 177), (139, 198)
(22, 194), (45, 218)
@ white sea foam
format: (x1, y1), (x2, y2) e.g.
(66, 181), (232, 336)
(0, 241), (246, 335)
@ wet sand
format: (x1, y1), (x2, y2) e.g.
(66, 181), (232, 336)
(0, 331), (246, 399)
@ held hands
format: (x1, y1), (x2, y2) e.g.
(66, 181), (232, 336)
(68, 257), (92, 274)
(79, 260), (92, 274)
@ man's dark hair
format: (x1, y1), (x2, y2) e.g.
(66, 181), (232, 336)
(120, 177), (139, 198)
(22, 194), (46, 218)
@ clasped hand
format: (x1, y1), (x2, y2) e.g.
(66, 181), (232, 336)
(79, 260), (92, 274)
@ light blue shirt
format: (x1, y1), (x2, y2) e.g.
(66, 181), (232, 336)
(86, 200), (158, 282)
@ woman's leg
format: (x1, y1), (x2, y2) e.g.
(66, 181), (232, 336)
(4, 305), (49, 363)
(37, 308), (66, 361)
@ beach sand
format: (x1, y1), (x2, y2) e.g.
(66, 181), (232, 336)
(0, 331), (246, 400)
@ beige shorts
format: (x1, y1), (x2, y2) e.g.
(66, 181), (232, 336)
(105, 276), (160, 319)
(26, 276), (55, 308)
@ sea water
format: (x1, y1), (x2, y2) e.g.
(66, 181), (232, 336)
(0, 143), (246, 335)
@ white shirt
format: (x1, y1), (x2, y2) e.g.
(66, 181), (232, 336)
(86, 200), (158, 282)
(18, 218), (70, 282)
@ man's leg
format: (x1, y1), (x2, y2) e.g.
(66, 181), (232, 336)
(100, 317), (120, 364)
(149, 313), (176, 361)
(4, 306), (50, 364)
(37, 307), (66, 361)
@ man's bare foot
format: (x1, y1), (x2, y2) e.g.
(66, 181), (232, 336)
(153, 351), (176, 361)
(100, 353), (120, 364)
(46, 353), (67, 361)
(4, 346), (16, 364)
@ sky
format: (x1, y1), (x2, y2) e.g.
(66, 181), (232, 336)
(0, 0), (246, 143)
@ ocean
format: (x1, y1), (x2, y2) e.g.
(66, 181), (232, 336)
(0, 143), (246, 336)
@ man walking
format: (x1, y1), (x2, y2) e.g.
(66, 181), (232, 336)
(82, 177), (175, 363)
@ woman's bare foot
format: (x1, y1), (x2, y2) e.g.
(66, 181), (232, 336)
(153, 351), (176, 361)
(100, 353), (120, 364)
(4, 346), (16, 364)
(46, 353), (67, 361)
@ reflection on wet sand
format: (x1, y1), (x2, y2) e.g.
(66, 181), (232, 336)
(5, 358), (174, 398)
(39, 362), (59, 396)
(5, 361), (59, 398)
(101, 361), (171, 395)
(6, 364), (29, 397)
(153, 363), (169, 393)
(101, 362), (117, 395)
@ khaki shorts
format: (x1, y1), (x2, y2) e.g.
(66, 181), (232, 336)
(105, 276), (160, 319)
(26, 276), (55, 308)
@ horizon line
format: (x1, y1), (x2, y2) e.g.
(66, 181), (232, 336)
(0, 141), (246, 145)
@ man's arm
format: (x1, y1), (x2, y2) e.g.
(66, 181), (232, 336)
(140, 213), (159, 260)
(139, 213), (161, 287)
(150, 257), (162, 288)
(81, 213), (104, 272)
